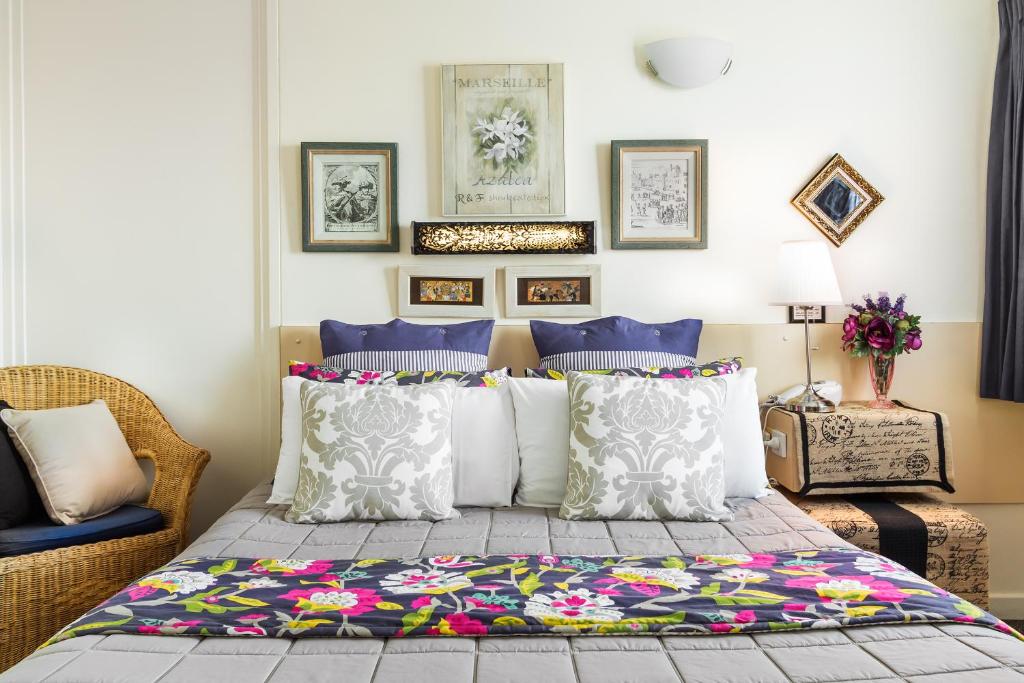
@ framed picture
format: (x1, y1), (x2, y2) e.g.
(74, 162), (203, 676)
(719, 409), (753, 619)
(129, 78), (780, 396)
(792, 153), (884, 246)
(441, 64), (565, 216)
(411, 220), (595, 255)
(611, 139), (707, 250)
(788, 305), (826, 324)
(397, 266), (495, 318)
(504, 265), (601, 318)
(301, 142), (398, 252)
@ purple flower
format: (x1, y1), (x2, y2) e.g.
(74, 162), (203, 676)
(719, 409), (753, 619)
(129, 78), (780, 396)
(894, 294), (906, 314)
(904, 329), (923, 351)
(863, 295), (877, 311)
(865, 317), (896, 352)
(842, 315), (859, 344)
(851, 302), (866, 313)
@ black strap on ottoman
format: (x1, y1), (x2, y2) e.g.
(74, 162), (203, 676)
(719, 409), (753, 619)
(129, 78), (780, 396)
(845, 495), (929, 577)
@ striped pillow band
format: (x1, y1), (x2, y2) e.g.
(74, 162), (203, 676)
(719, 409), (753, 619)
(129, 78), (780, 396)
(322, 350), (488, 373)
(539, 351), (697, 371)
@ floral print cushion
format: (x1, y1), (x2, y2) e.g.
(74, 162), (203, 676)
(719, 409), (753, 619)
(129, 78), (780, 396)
(525, 357), (741, 380)
(46, 549), (1021, 644)
(290, 362), (508, 387)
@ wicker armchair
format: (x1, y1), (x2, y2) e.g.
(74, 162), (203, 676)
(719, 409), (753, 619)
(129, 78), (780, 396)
(0, 365), (210, 671)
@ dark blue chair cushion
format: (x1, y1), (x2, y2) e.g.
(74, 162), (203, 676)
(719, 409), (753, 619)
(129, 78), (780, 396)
(0, 505), (164, 557)
(0, 399), (47, 530)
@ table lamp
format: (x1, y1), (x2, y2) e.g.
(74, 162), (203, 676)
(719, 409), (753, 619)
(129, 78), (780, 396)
(771, 240), (844, 413)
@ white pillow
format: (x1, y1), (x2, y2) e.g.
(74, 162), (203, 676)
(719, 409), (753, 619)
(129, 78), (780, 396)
(722, 368), (771, 498)
(1, 400), (149, 525)
(507, 369), (770, 507)
(508, 378), (570, 507)
(269, 377), (518, 508)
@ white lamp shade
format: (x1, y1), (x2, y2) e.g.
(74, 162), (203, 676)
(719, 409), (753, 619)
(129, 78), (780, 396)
(771, 240), (844, 306)
(644, 37), (732, 89)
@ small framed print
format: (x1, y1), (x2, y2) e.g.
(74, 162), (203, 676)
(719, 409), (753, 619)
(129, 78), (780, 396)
(301, 142), (398, 252)
(791, 153), (884, 247)
(789, 305), (826, 324)
(397, 266), (495, 318)
(611, 139), (707, 250)
(504, 265), (601, 318)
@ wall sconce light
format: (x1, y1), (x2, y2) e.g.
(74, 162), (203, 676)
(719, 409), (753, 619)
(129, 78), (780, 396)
(644, 36), (733, 89)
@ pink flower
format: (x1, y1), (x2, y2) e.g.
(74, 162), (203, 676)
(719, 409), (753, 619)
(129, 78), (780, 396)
(733, 610), (756, 623)
(410, 595), (433, 609)
(356, 371), (381, 384)
(289, 363), (311, 376)
(741, 554), (777, 569)
(710, 623), (735, 633)
(628, 583), (660, 597)
(466, 597), (506, 613)
(596, 587), (623, 596)
(678, 368), (694, 378)
(281, 586), (381, 616)
(128, 585), (157, 601)
(537, 554), (559, 566)
(784, 603), (808, 612)
(427, 612), (488, 636)
(317, 574), (340, 582)
(842, 314), (859, 348)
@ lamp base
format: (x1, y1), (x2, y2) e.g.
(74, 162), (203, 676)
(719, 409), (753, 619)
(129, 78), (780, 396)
(785, 385), (836, 413)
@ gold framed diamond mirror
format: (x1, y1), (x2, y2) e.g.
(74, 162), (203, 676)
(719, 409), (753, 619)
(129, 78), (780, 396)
(792, 154), (884, 246)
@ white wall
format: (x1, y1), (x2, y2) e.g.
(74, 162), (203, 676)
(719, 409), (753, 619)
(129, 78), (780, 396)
(7, 0), (262, 534)
(278, 0), (996, 326)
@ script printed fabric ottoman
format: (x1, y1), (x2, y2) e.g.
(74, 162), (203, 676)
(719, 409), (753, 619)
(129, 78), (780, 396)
(794, 493), (989, 608)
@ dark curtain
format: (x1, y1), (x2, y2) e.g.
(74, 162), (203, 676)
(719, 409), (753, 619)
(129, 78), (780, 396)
(982, 0), (1024, 401)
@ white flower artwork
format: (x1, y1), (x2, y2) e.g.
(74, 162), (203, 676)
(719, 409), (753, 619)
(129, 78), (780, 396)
(442, 64), (565, 216)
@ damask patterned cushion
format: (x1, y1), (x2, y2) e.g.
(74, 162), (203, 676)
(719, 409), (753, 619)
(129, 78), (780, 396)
(286, 381), (458, 522)
(525, 357), (741, 380)
(529, 316), (701, 370)
(320, 319), (494, 372)
(289, 363), (508, 387)
(560, 372), (732, 522)
(272, 368), (518, 509)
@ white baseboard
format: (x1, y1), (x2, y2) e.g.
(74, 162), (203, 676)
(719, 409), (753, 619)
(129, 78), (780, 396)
(990, 593), (1024, 620)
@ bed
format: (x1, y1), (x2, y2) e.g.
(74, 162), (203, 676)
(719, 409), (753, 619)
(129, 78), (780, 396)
(3, 482), (1023, 682)
(4, 325), (1024, 682)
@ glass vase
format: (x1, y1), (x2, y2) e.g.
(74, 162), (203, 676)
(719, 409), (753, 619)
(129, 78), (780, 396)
(868, 354), (897, 409)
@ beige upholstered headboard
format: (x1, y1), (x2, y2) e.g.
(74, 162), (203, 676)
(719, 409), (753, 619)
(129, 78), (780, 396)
(277, 322), (1024, 504)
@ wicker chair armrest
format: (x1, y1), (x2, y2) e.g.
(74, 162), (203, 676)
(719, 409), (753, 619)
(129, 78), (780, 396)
(133, 431), (209, 551)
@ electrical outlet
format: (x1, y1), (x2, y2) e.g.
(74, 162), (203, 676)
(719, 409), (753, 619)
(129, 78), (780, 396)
(766, 429), (787, 458)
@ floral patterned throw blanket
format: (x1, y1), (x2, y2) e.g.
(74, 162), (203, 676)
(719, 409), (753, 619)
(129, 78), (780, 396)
(47, 549), (1020, 645)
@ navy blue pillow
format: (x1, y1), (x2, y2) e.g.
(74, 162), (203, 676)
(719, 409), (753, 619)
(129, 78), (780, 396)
(529, 316), (703, 370)
(0, 400), (46, 530)
(320, 318), (495, 372)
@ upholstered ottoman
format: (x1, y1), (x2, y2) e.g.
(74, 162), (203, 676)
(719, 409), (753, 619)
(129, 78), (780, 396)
(793, 493), (989, 608)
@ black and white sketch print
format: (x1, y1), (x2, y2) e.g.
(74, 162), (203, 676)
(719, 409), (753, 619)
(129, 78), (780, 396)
(629, 159), (689, 230)
(323, 162), (379, 232)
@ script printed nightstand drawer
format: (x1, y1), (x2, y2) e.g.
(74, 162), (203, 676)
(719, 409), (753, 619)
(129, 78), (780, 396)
(764, 402), (954, 496)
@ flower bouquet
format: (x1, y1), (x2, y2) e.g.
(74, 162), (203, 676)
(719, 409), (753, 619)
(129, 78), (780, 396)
(841, 292), (922, 408)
